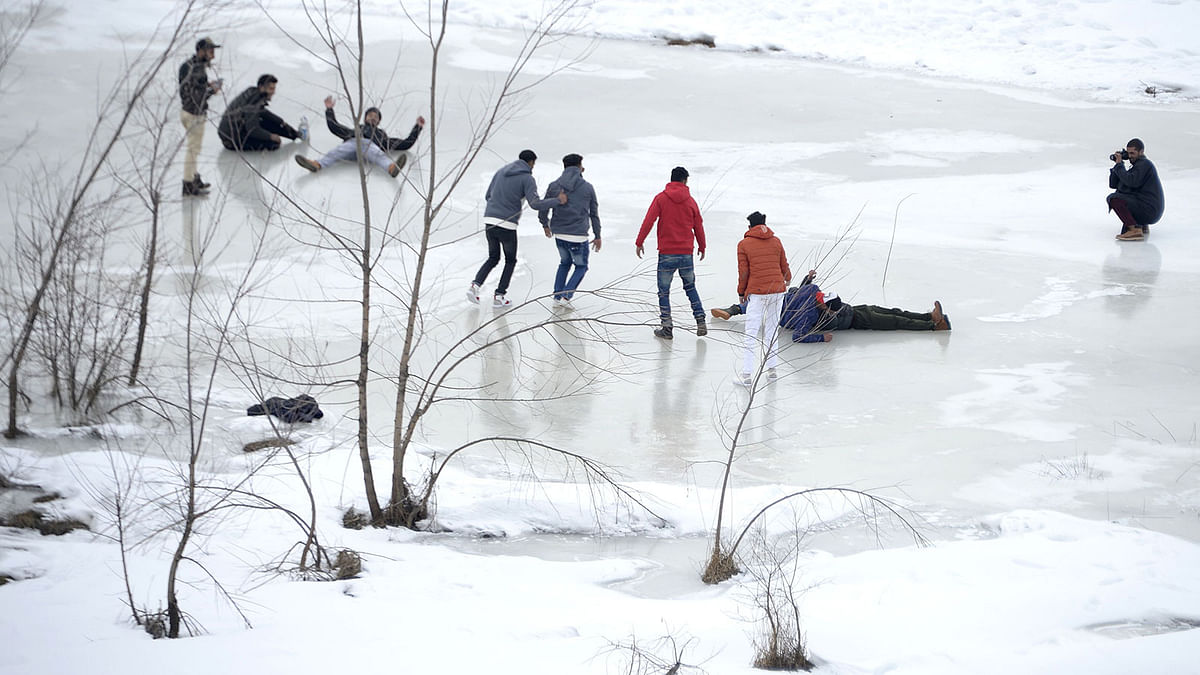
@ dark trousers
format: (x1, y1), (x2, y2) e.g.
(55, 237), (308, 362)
(473, 225), (518, 295)
(221, 112), (295, 151)
(1106, 194), (1146, 233)
(850, 305), (934, 331)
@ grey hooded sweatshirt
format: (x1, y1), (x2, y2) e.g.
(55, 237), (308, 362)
(538, 166), (601, 240)
(484, 160), (558, 227)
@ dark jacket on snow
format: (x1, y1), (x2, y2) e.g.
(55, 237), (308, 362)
(325, 108), (421, 152)
(779, 284), (828, 343)
(1109, 156), (1164, 225)
(218, 86), (298, 149)
(247, 395), (324, 423)
(178, 55), (216, 115)
(538, 166), (601, 239)
(484, 160), (559, 224)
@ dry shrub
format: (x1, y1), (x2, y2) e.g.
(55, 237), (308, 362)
(334, 549), (362, 579)
(341, 507), (368, 530)
(701, 548), (739, 585)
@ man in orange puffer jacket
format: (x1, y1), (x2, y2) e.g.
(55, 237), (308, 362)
(736, 211), (791, 385)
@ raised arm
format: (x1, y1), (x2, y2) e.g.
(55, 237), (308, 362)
(385, 116), (426, 151)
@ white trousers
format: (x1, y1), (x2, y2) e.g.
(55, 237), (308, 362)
(742, 292), (785, 375)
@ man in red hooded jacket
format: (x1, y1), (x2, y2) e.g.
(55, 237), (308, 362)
(635, 166), (707, 340)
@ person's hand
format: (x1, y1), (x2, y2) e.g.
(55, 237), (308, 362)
(270, 133), (281, 143)
(636, 244), (644, 259)
(557, 191), (568, 205)
(809, 268), (817, 278)
(698, 250), (706, 261)
(1113, 150), (1126, 164)
(591, 237), (602, 252)
(822, 332), (833, 342)
(416, 115), (426, 128)
(543, 225), (552, 238)
(324, 95), (335, 109)
(740, 295), (749, 304)
(210, 80), (222, 94)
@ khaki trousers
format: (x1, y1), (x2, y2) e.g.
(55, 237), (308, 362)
(180, 109), (205, 181)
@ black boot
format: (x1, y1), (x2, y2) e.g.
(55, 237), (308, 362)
(193, 173), (211, 189)
(182, 179), (208, 197)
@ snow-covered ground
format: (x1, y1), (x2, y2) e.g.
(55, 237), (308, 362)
(2, 1), (1200, 673)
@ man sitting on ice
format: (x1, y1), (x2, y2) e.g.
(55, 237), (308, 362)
(294, 96), (425, 178)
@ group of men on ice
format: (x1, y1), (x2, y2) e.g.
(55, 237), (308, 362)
(177, 37), (424, 197)
(467, 151), (953, 383)
(180, 35), (1165, 384)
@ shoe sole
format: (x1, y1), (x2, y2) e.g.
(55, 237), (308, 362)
(710, 309), (731, 320)
(294, 155), (319, 172)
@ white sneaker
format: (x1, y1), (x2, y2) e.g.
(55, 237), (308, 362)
(467, 282), (481, 304)
(555, 297), (574, 310)
(493, 294), (512, 308)
(767, 368), (778, 382)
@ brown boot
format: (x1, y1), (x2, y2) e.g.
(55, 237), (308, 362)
(295, 155), (321, 172)
(932, 300), (950, 331)
(1115, 228), (1145, 241)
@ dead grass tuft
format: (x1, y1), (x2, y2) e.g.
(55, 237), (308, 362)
(341, 507), (368, 530)
(701, 548), (740, 585)
(334, 549), (362, 579)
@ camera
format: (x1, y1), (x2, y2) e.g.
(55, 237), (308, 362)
(1110, 149), (1129, 162)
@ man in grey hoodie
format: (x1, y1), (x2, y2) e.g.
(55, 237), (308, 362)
(538, 153), (602, 306)
(469, 150), (566, 307)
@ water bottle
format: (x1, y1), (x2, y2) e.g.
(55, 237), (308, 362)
(298, 115), (310, 142)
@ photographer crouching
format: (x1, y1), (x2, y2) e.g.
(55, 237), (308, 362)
(1107, 138), (1163, 241)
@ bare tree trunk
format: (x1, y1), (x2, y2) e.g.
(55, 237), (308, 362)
(128, 189), (160, 385)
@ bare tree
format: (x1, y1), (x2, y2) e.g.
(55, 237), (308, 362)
(743, 530), (815, 671)
(2, 1), (204, 437)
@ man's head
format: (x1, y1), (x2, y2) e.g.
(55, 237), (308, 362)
(747, 211), (766, 227)
(563, 153), (583, 169)
(195, 37), (219, 60)
(670, 166), (689, 183)
(519, 149), (537, 166)
(257, 74), (278, 99)
(1126, 138), (1145, 161)
(364, 107), (382, 126)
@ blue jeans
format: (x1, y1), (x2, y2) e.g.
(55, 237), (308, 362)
(554, 239), (589, 300)
(656, 254), (704, 326)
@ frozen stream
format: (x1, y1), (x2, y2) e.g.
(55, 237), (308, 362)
(3, 25), (1199, 547)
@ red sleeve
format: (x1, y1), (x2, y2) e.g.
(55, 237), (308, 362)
(779, 240), (791, 284)
(635, 194), (660, 247)
(692, 201), (706, 253)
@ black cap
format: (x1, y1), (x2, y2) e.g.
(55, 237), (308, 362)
(196, 38), (221, 50)
(670, 166), (689, 182)
(519, 149), (537, 163)
(747, 211), (766, 226)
